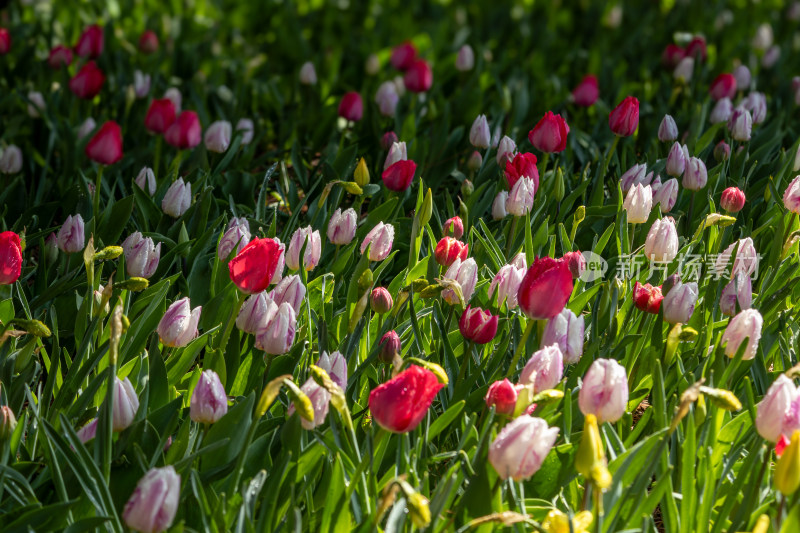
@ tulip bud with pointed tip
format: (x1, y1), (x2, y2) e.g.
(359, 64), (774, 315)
(204, 120), (232, 153)
(755, 375), (799, 443)
(122, 232), (161, 278)
(541, 308), (584, 364)
(338, 92), (363, 122)
(361, 222), (394, 261)
(662, 281), (698, 324)
(783, 176), (800, 213)
(728, 107), (752, 141)
(521, 344), (564, 392)
(720, 272), (752, 317)
(666, 142), (688, 177)
(217, 223), (250, 262)
(721, 308), (763, 360)
(378, 330), (401, 365)
(190, 370), (228, 424)
(469, 114), (491, 149)
(488, 415), (559, 480)
(135, 167), (156, 196)
(157, 297), (201, 347)
(653, 178), (678, 212)
(57, 214), (85, 253)
(709, 73), (737, 100)
(165, 111), (202, 149)
(255, 301), (296, 355)
(162, 178), (192, 218)
(403, 59), (433, 93)
(575, 414), (612, 490)
(710, 97), (733, 124)
(623, 184), (653, 224)
(236, 291), (271, 334)
(327, 208), (357, 246)
(299, 61), (317, 85)
(441, 257), (478, 306)
(375, 81), (399, 117)
(609, 96), (639, 137)
(572, 75), (599, 107)
(492, 191), (508, 220)
(733, 65), (751, 90)
(286, 226), (321, 271)
(70, 61), (106, 99)
(86, 121), (123, 165)
(528, 111), (569, 153)
(683, 157), (707, 191)
(370, 287), (393, 314)
(0, 145), (22, 175)
(644, 217), (679, 262)
(268, 274), (305, 313)
(506, 177), (536, 217)
(485, 379), (518, 415)
(518, 257), (573, 320)
(110, 377), (139, 431)
(776, 430), (800, 495)
(455, 44), (474, 71)
(0, 406), (17, 441)
(122, 466), (181, 533)
(353, 157), (370, 187)
(658, 115), (678, 142)
(714, 141), (731, 163)
(496, 136), (516, 165)
(144, 99), (176, 134)
(579, 359), (628, 423)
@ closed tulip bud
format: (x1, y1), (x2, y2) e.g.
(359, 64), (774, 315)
(733, 64), (751, 90)
(43, 233), (58, 266)
(609, 96), (639, 137)
(48, 44), (73, 68)
(728, 107), (752, 141)
(86, 121), (123, 165)
(442, 216), (464, 239)
(506, 177), (536, 217)
(755, 375), (799, 442)
(504, 152), (539, 191)
(235, 118), (254, 145)
(381, 159), (417, 192)
(75, 24), (104, 58)
(623, 183), (653, 224)
(158, 297), (201, 347)
(378, 330), (401, 364)
(375, 81), (399, 117)
(110, 377), (139, 431)
(0, 231), (22, 285)
(434, 237), (468, 267)
(744, 92), (767, 124)
(575, 414), (611, 489)
(720, 187), (746, 213)
(673, 57), (695, 83)
(485, 379), (518, 415)
(299, 61), (317, 85)
(709, 97), (733, 124)
(644, 217), (679, 262)
(326, 207), (357, 246)
(653, 178), (679, 212)
(190, 370), (228, 424)
(716, 238), (758, 278)
(620, 163), (648, 193)
(377, 132), (397, 152)
(658, 115), (678, 142)
(69, 61), (106, 99)
(521, 344), (564, 392)
(542, 308), (584, 364)
(138, 30), (159, 54)
(384, 141), (407, 170)
(162, 178), (192, 218)
(492, 191), (508, 220)
(338, 92), (363, 122)
(784, 176), (800, 213)
(350, 158), (369, 188)
(714, 140), (731, 162)
(762, 46), (780, 68)
(217, 223), (250, 261)
(632, 282), (662, 314)
(562, 251), (586, 280)
(721, 308), (763, 360)
(683, 157), (707, 191)
(270, 274), (306, 313)
(391, 42), (417, 70)
(579, 359), (628, 423)
(662, 44), (685, 69)
(236, 291), (271, 334)
(134, 167), (156, 196)
(361, 222), (394, 261)
(164, 88), (182, 113)
(255, 301), (296, 354)
(204, 120), (232, 153)
(662, 281), (698, 324)
(572, 75), (599, 107)
(133, 70), (151, 99)
(496, 136), (516, 165)
(122, 466), (180, 533)
(455, 44), (474, 71)
(57, 214), (85, 253)
(488, 414), (559, 480)
(144, 99), (176, 134)
(0, 144), (22, 174)
(0, 406), (16, 441)
(776, 430), (800, 496)
(77, 118), (97, 142)
(403, 59), (433, 93)
(720, 272), (752, 316)
(686, 35), (707, 61)
(165, 111), (202, 149)
(122, 232), (161, 278)
(458, 305), (498, 344)
(666, 142), (688, 177)
(286, 226), (321, 271)
(26, 91), (45, 118)
(370, 287), (393, 314)
(709, 73), (737, 100)
(518, 257), (573, 320)
(229, 238), (284, 294)
(441, 257), (478, 305)
(319, 350), (348, 390)
(529, 111), (569, 153)
(469, 114), (491, 149)
(369, 365), (443, 432)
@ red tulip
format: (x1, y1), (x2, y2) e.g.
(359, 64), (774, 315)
(144, 98), (177, 134)
(720, 187), (746, 213)
(48, 45), (73, 69)
(572, 75), (598, 107)
(403, 59), (433, 93)
(609, 96), (639, 137)
(338, 92), (363, 122)
(459, 306), (499, 344)
(485, 379), (518, 415)
(0, 231), (22, 285)
(381, 160), (417, 192)
(165, 111), (202, 149)
(661, 44), (685, 69)
(379, 330), (401, 364)
(504, 152), (539, 191)
(442, 216), (464, 239)
(562, 251), (586, 279)
(86, 121), (123, 165)
(709, 73), (737, 101)
(75, 24), (104, 58)
(685, 36), (707, 62)
(368, 365), (444, 433)
(69, 61), (105, 99)
(228, 238), (284, 294)
(0, 28), (10, 55)
(528, 111), (569, 153)
(632, 281), (663, 314)
(434, 237), (468, 267)
(381, 131), (399, 150)
(518, 257), (573, 320)
(391, 42), (417, 70)
(139, 30), (159, 54)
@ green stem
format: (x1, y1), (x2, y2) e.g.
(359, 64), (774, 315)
(456, 341), (473, 386)
(215, 291), (246, 352)
(92, 166), (104, 236)
(506, 319), (535, 378)
(603, 136), (621, 182)
(154, 135), (162, 178)
(506, 216), (519, 259)
(102, 360), (116, 483)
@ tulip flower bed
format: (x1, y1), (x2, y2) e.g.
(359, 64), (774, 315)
(3, 1), (800, 532)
